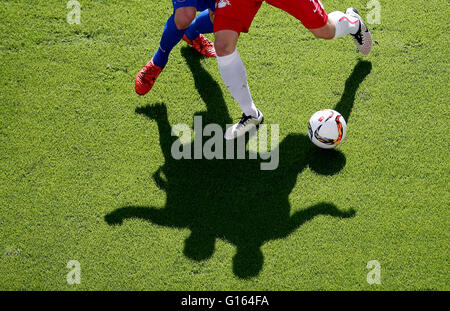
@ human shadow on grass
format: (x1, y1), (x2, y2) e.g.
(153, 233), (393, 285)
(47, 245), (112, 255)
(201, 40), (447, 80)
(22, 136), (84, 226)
(105, 52), (371, 278)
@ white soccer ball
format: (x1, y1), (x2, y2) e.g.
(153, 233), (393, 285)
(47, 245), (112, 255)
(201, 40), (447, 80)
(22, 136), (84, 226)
(308, 109), (347, 149)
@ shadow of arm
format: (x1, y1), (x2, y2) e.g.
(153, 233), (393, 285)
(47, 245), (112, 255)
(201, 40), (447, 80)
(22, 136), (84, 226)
(288, 203), (356, 233)
(104, 206), (172, 227)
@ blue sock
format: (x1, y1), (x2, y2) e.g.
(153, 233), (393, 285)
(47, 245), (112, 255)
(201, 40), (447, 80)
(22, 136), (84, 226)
(184, 9), (213, 41)
(153, 14), (185, 68)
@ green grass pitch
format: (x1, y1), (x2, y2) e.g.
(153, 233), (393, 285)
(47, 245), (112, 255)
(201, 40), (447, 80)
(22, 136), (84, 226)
(0, 0), (448, 290)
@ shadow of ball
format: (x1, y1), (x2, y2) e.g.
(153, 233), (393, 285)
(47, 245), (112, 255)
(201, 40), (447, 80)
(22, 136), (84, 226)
(308, 147), (347, 176)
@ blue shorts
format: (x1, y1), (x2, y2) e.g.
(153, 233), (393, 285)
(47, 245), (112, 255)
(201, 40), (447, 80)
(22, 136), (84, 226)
(172, 0), (216, 12)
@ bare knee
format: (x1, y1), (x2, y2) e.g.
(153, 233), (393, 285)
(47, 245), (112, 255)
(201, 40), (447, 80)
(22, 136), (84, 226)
(214, 41), (236, 56)
(209, 9), (214, 24)
(174, 7), (196, 30)
(214, 30), (239, 57)
(310, 20), (335, 40)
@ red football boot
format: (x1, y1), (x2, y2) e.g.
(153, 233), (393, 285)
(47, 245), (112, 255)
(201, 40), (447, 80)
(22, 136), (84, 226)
(135, 59), (163, 95)
(183, 34), (216, 58)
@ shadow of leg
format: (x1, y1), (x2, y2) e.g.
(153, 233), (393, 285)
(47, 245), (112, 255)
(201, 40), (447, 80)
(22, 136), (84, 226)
(334, 60), (372, 122)
(181, 47), (232, 127)
(135, 103), (177, 162)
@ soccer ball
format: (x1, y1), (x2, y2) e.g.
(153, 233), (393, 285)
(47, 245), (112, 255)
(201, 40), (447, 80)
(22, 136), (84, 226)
(308, 109), (347, 149)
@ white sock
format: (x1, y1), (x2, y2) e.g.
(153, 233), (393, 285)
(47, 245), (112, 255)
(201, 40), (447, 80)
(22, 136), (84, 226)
(328, 11), (360, 39)
(216, 49), (258, 118)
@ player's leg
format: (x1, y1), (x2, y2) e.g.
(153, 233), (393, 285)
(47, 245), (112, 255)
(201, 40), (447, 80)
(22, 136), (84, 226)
(135, 3), (198, 95)
(153, 7), (196, 68)
(267, 0), (371, 54)
(309, 7), (372, 54)
(326, 7), (372, 55)
(183, 9), (216, 57)
(307, 18), (335, 40)
(214, 0), (264, 140)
